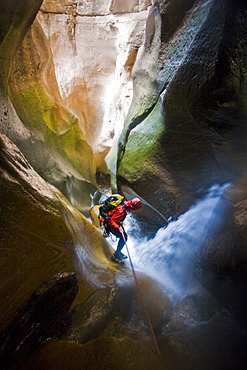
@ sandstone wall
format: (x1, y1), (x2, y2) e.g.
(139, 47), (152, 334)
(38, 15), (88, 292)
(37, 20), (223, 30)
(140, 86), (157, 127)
(41, 0), (151, 15)
(37, 7), (148, 169)
(1, 1), (247, 368)
(0, 0), (150, 210)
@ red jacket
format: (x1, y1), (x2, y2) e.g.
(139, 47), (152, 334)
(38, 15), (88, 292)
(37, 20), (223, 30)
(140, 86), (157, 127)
(106, 201), (136, 229)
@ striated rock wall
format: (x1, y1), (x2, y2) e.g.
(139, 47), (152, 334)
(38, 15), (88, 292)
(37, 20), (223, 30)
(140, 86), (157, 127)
(8, 19), (96, 186)
(40, 0), (151, 15)
(37, 6), (148, 170)
(0, 0), (43, 87)
(0, 133), (112, 332)
(1, 0), (151, 210)
(0, 0), (98, 211)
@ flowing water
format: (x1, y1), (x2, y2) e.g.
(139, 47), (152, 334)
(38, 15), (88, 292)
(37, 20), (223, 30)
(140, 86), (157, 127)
(109, 183), (230, 301)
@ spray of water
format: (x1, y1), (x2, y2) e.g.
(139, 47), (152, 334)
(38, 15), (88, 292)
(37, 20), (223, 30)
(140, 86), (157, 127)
(116, 183), (230, 301)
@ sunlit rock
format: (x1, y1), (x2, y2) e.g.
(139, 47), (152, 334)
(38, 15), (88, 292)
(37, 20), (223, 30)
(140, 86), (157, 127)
(0, 0), (98, 209)
(0, 0), (47, 185)
(110, 0), (151, 14)
(117, 0), (247, 218)
(40, 0), (151, 16)
(0, 0), (150, 202)
(37, 5), (149, 171)
(90, 205), (102, 228)
(8, 19), (96, 186)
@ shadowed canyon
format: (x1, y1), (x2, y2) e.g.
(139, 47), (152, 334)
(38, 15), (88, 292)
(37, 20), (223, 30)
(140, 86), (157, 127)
(1, 0), (247, 369)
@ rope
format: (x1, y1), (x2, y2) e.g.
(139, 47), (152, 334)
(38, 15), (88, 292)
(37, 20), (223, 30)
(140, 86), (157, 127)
(120, 229), (161, 356)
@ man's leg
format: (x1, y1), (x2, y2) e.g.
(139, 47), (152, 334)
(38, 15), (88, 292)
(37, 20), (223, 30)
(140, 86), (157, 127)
(115, 228), (127, 257)
(106, 225), (127, 260)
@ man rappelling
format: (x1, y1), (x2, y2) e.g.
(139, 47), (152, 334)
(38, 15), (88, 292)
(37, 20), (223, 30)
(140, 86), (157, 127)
(98, 194), (160, 354)
(99, 194), (142, 264)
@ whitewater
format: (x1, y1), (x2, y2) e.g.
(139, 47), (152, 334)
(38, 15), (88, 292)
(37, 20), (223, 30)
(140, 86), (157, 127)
(109, 183), (230, 301)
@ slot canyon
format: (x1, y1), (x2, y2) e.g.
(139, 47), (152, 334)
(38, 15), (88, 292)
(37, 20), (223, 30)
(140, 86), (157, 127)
(1, 0), (247, 369)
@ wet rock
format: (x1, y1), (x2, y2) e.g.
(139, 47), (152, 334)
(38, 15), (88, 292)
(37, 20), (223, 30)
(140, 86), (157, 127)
(164, 296), (207, 334)
(16, 337), (164, 370)
(63, 287), (122, 343)
(162, 292), (221, 335)
(159, 310), (247, 370)
(89, 205), (102, 228)
(131, 273), (172, 330)
(195, 177), (247, 329)
(0, 133), (114, 334)
(100, 315), (151, 342)
(63, 274), (172, 344)
(0, 272), (78, 369)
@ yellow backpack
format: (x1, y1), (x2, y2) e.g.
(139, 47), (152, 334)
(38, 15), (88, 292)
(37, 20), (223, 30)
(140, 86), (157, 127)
(99, 194), (125, 213)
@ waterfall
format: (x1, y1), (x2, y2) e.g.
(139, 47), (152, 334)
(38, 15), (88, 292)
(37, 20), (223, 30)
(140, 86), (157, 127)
(111, 183), (230, 301)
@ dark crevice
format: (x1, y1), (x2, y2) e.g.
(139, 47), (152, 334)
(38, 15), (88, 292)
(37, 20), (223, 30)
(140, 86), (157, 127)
(156, 0), (197, 44)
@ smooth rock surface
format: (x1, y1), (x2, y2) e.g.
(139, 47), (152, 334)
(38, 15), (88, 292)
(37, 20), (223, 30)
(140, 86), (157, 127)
(0, 272), (78, 369)
(37, 9), (148, 168)
(0, 133), (115, 332)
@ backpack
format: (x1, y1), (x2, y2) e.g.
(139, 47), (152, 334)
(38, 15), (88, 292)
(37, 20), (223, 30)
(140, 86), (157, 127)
(99, 194), (125, 218)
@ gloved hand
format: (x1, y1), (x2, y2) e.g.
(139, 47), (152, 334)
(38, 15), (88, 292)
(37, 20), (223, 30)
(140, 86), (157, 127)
(104, 215), (110, 222)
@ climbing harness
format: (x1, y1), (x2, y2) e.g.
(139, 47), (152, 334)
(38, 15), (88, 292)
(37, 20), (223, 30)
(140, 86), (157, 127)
(120, 230), (161, 356)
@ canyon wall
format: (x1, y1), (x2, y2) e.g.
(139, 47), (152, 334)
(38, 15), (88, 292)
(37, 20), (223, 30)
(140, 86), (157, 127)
(1, 0), (247, 368)
(116, 0), (247, 217)
(1, 0), (150, 211)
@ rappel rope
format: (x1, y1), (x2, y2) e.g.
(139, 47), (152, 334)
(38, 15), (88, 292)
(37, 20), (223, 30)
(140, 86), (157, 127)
(120, 230), (161, 356)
